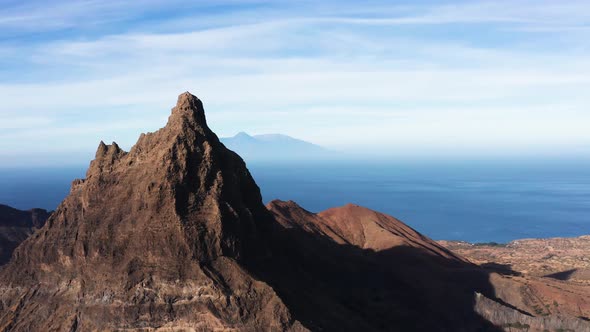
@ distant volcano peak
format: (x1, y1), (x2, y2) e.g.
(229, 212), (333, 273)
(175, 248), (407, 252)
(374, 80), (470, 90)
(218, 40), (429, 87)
(233, 131), (254, 139)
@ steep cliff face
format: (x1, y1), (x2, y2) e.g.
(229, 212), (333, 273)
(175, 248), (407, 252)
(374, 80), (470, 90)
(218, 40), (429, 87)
(0, 205), (50, 265)
(0, 93), (304, 331)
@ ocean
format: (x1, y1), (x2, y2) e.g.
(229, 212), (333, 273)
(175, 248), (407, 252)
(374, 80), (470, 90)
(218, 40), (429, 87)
(1, 159), (589, 243)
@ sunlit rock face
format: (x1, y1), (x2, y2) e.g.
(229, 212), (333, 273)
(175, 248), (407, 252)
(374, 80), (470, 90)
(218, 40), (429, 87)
(0, 92), (303, 331)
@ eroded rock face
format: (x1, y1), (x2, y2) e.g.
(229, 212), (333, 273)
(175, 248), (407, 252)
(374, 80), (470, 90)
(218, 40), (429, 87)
(0, 205), (50, 265)
(0, 93), (303, 331)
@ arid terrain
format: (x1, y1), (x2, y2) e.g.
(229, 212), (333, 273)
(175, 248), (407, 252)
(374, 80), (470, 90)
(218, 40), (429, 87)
(0, 92), (588, 331)
(440, 237), (590, 284)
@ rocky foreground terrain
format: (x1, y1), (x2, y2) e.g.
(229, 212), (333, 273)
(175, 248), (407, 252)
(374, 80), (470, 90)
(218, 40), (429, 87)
(0, 92), (588, 331)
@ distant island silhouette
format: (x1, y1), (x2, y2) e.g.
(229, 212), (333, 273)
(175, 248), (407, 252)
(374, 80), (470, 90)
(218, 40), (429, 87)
(221, 132), (335, 161)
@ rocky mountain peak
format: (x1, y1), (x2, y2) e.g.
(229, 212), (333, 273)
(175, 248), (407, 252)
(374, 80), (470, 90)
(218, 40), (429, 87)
(89, 140), (127, 176)
(161, 91), (209, 136)
(0, 92), (299, 331)
(86, 92), (216, 182)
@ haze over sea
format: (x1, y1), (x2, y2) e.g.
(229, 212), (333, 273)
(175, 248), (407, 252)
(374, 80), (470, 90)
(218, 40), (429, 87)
(1, 158), (588, 243)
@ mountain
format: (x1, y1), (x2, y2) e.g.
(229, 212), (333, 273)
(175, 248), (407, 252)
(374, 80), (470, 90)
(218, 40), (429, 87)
(0, 204), (50, 265)
(0, 92), (304, 331)
(220, 132), (332, 161)
(271, 201), (465, 256)
(0, 92), (588, 331)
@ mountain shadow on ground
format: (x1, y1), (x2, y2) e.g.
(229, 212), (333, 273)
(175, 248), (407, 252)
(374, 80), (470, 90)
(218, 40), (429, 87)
(245, 215), (503, 332)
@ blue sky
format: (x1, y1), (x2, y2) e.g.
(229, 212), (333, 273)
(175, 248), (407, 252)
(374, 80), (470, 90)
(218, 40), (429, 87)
(1, 0), (590, 166)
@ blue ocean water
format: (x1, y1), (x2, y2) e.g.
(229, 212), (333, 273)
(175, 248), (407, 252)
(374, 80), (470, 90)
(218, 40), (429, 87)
(0, 159), (589, 243)
(0, 167), (86, 212)
(247, 160), (590, 243)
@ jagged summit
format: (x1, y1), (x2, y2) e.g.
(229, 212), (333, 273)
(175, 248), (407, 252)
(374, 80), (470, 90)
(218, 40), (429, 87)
(168, 91), (207, 129)
(90, 140), (126, 176)
(95, 140), (123, 158)
(87, 92), (214, 179)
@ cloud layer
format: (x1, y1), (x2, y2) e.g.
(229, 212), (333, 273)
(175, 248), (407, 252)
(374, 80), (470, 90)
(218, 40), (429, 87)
(1, 0), (590, 165)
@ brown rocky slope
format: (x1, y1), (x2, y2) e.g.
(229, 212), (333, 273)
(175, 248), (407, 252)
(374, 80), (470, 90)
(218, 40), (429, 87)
(0, 92), (588, 331)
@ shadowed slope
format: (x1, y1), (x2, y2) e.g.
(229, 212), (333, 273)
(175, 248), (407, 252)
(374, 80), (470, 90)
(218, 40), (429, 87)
(0, 205), (50, 265)
(267, 199), (467, 266)
(260, 200), (590, 332)
(258, 200), (499, 331)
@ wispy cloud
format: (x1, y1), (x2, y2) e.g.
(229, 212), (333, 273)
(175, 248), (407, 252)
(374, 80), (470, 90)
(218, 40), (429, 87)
(0, 116), (54, 129)
(1, 0), (590, 165)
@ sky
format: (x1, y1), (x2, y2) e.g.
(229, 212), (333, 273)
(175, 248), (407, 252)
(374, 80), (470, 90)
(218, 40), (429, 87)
(1, 0), (590, 166)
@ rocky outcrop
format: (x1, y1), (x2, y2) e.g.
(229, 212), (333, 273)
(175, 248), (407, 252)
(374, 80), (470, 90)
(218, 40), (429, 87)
(0, 204), (50, 265)
(0, 92), (304, 331)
